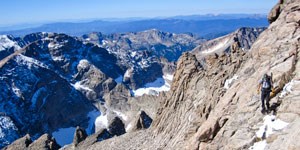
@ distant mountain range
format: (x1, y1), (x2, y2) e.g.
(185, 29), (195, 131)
(0, 14), (269, 39)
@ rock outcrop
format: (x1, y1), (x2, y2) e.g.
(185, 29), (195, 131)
(4, 134), (60, 150)
(73, 126), (88, 146)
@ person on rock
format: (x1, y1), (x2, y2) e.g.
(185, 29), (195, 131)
(257, 73), (273, 113)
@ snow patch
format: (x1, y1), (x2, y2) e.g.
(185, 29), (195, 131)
(0, 35), (20, 51)
(279, 80), (300, 98)
(126, 123), (132, 132)
(52, 127), (76, 146)
(12, 84), (22, 98)
(51, 56), (64, 61)
(48, 42), (63, 49)
(77, 59), (89, 69)
(249, 140), (267, 150)
(256, 115), (288, 138)
(131, 51), (137, 57)
(124, 69), (132, 78)
(224, 75), (238, 89)
(201, 38), (230, 54)
(132, 74), (173, 97)
(95, 113), (108, 132)
(15, 55), (49, 69)
(71, 80), (93, 92)
(163, 74), (174, 81)
(250, 115), (288, 150)
(102, 40), (108, 45)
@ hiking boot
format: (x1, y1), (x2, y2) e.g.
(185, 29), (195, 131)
(261, 108), (266, 114)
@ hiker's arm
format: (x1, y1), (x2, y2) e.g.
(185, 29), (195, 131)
(257, 84), (261, 92)
(257, 80), (262, 92)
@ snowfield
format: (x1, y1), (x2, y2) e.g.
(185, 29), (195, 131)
(132, 74), (173, 97)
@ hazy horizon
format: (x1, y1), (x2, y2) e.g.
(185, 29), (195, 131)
(0, 0), (277, 27)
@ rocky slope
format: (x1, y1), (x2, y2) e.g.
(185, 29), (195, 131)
(55, 0), (299, 149)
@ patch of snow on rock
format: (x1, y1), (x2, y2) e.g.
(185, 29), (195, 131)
(77, 59), (90, 69)
(72, 80), (93, 92)
(15, 55), (49, 69)
(52, 127), (76, 146)
(249, 140), (267, 150)
(48, 42), (63, 49)
(132, 74), (173, 97)
(224, 75), (238, 89)
(249, 115), (288, 150)
(95, 113), (108, 132)
(163, 74), (174, 81)
(201, 38), (230, 54)
(125, 123), (132, 132)
(279, 80), (300, 98)
(12, 83), (22, 98)
(0, 35), (20, 51)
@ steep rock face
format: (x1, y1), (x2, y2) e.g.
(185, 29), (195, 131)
(71, 0), (300, 149)
(0, 53), (94, 147)
(73, 126), (88, 146)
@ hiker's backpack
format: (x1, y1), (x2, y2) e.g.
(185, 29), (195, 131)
(262, 75), (272, 90)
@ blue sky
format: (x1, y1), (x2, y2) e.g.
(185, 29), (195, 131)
(0, 0), (277, 26)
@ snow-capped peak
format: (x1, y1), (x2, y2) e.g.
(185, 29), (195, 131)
(0, 35), (21, 51)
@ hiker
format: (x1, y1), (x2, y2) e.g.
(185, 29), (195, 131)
(257, 73), (273, 113)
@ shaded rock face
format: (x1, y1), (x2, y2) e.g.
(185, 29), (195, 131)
(108, 117), (126, 136)
(73, 126), (88, 146)
(268, 0), (284, 23)
(138, 111), (153, 129)
(68, 0), (300, 149)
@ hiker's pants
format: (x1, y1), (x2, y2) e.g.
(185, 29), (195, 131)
(261, 89), (270, 109)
